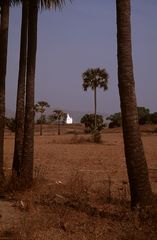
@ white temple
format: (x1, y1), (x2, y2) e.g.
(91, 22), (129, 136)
(66, 113), (73, 124)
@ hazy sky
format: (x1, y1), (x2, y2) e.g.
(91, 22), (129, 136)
(6, 0), (157, 115)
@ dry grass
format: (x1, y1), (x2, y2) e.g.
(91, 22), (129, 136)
(1, 124), (157, 239)
(1, 170), (157, 239)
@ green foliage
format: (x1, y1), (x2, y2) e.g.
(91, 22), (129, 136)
(5, 117), (16, 132)
(137, 107), (150, 125)
(36, 115), (47, 124)
(34, 101), (50, 135)
(48, 114), (56, 123)
(150, 112), (157, 124)
(82, 67), (109, 91)
(34, 101), (50, 114)
(48, 110), (67, 124)
(107, 112), (122, 128)
(82, 68), (109, 130)
(81, 114), (104, 133)
(35, 101), (50, 125)
(107, 107), (157, 127)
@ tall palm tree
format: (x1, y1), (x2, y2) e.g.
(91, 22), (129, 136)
(116, 0), (153, 207)
(18, 0), (71, 186)
(34, 101), (50, 136)
(12, 0), (28, 177)
(20, 0), (38, 186)
(82, 68), (109, 130)
(0, 0), (9, 181)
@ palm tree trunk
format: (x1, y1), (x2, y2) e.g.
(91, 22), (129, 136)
(0, 0), (9, 180)
(40, 112), (43, 136)
(21, 0), (38, 186)
(116, 0), (153, 207)
(58, 119), (60, 135)
(12, 0), (28, 177)
(94, 87), (97, 130)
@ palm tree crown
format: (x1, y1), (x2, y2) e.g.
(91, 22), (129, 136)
(38, 0), (69, 9)
(53, 109), (66, 120)
(8, 0), (71, 9)
(82, 68), (109, 91)
(34, 101), (50, 113)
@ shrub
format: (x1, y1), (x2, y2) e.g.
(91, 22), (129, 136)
(5, 117), (16, 132)
(81, 114), (104, 133)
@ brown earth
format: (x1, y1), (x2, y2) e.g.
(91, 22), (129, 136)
(0, 124), (157, 239)
(4, 124), (157, 193)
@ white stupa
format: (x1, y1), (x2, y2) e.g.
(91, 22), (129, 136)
(66, 113), (73, 124)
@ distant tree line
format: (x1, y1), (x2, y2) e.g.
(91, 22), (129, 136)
(107, 107), (157, 128)
(6, 106), (157, 134)
(5, 103), (67, 137)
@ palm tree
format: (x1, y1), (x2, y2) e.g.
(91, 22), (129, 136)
(12, 0), (28, 177)
(50, 110), (66, 135)
(19, 0), (38, 186)
(19, 0), (71, 186)
(34, 101), (50, 135)
(82, 68), (109, 130)
(116, 0), (153, 207)
(0, 0), (9, 181)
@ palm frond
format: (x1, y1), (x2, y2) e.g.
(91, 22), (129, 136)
(38, 0), (72, 10)
(7, 0), (72, 9)
(82, 67), (109, 91)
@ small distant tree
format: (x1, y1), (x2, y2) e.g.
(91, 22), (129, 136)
(49, 110), (67, 135)
(82, 68), (109, 130)
(107, 112), (122, 128)
(137, 107), (150, 125)
(34, 101), (50, 135)
(5, 117), (16, 133)
(150, 112), (157, 124)
(81, 114), (104, 133)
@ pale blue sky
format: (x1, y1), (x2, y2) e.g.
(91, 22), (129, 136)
(6, 0), (157, 115)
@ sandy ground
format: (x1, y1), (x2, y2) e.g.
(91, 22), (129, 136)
(1, 124), (157, 239)
(3, 124), (157, 193)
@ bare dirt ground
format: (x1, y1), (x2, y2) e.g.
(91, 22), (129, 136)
(1, 124), (157, 239)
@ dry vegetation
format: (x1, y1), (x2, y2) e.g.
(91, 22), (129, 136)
(0, 124), (157, 239)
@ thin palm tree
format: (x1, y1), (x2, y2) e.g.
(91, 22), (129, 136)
(12, 0), (28, 178)
(116, 0), (153, 207)
(51, 110), (66, 135)
(82, 68), (109, 130)
(0, 0), (9, 181)
(20, 0), (38, 186)
(34, 101), (50, 136)
(19, 0), (71, 186)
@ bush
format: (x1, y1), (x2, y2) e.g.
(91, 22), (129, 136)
(5, 117), (16, 132)
(107, 112), (122, 128)
(81, 114), (104, 133)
